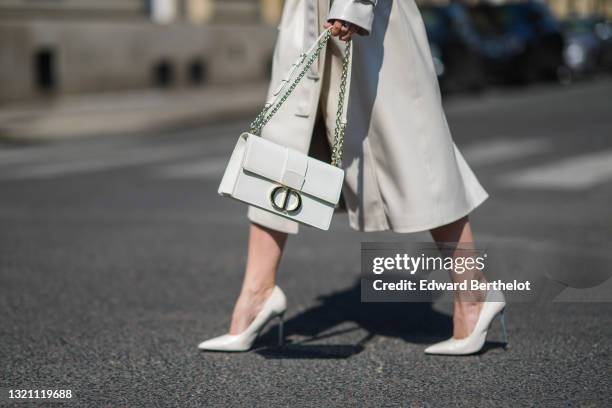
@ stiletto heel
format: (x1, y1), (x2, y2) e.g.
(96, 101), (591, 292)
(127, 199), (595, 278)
(198, 286), (287, 352)
(499, 309), (508, 347)
(425, 289), (507, 356)
(277, 314), (285, 347)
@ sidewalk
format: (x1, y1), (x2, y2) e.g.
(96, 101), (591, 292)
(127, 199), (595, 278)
(0, 83), (268, 143)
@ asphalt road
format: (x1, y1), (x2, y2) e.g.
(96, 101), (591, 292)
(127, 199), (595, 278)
(1, 80), (611, 407)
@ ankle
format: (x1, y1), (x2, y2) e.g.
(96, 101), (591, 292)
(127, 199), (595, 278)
(454, 301), (483, 313)
(241, 283), (275, 298)
(453, 287), (487, 303)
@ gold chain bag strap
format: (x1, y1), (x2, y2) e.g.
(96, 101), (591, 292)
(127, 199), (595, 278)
(249, 28), (352, 166)
(218, 28), (353, 231)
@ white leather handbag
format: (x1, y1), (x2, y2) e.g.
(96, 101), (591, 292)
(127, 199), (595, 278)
(218, 28), (352, 230)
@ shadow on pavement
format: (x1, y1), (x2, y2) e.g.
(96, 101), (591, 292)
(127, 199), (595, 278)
(254, 280), (504, 359)
(476, 341), (509, 355)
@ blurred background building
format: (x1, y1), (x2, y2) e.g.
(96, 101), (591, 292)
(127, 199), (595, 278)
(0, 0), (610, 103)
(0, 0), (283, 103)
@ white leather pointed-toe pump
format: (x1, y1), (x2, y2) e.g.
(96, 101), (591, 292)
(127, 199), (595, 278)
(425, 289), (508, 356)
(198, 286), (287, 352)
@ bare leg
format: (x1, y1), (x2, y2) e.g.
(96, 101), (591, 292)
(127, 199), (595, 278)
(229, 222), (288, 335)
(430, 216), (485, 339)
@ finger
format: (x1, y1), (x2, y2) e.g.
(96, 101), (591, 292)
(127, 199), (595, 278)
(332, 20), (343, 36)
(323, 22), (332, 29)
(340, 26), (357, 41)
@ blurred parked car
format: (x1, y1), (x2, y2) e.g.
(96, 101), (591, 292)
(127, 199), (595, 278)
(466, 0), (565, 83)
(420, 3), (487, 93)
(599, 20), (612, 69)
(562, 16), (612, 78)
(420, 0), (566, 92)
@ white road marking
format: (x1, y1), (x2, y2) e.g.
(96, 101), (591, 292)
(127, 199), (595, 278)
(501, 150), (612, 190)
(0, 139), (129, 166)
(462, 138), (551, 167)
(153, 158), (227, 179)
(0, 142), (208, 180)
(0, 122), (245, 166)
(0, 122), (245, 180)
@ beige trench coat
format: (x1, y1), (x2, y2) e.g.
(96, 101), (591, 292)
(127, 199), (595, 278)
(248, 0), (488, 233)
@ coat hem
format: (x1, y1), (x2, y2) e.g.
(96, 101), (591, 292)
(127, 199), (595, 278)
(348, 191), (489, 234)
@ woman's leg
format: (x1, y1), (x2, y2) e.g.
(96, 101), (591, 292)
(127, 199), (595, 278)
(229, 222), (288, 335)
(430, 216), (485, 339)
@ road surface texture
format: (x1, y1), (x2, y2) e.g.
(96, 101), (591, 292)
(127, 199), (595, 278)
(1, 80), (611, 407)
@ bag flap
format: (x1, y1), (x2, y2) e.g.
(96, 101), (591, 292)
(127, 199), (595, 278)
(242, 134), (344, 205)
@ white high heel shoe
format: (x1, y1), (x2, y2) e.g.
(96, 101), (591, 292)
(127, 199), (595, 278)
(425, 289), (508, 356)
(198, 286), (287, 352)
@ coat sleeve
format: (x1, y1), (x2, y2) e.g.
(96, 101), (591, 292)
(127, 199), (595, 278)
(327, 0), (377, 35)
